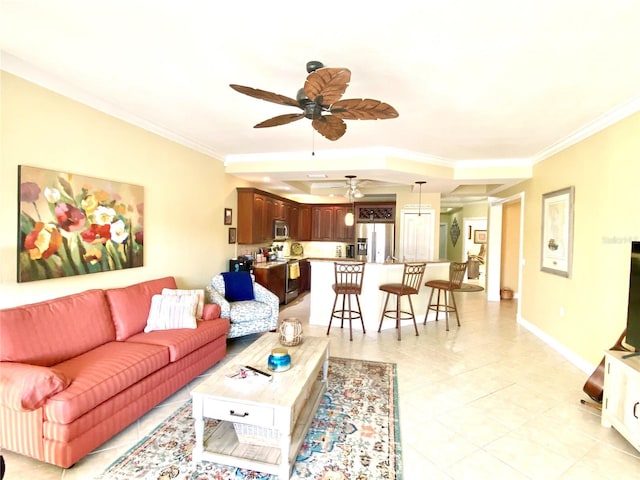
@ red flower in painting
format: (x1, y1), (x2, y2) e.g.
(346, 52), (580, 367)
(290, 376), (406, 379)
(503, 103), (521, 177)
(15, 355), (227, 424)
(24, 222), (62, 260)
(55, 202), (86, 232)
(135, 230), (144, 245)
(81, 224), (112, 244)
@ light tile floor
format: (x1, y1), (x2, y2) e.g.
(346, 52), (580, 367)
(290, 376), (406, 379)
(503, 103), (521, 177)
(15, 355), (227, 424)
(3, 291), (640, 479)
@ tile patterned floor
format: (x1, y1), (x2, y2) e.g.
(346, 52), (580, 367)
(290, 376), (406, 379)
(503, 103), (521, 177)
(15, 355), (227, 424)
(3, 291), (640, 479)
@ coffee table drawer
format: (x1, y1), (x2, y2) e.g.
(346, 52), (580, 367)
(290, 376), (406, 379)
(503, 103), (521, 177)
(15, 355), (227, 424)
(203, 399), (274, 427)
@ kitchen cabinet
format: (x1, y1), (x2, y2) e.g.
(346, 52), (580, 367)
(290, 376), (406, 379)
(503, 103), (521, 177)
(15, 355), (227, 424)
(311, 205), (353, 242)
(298, 205), (311, 241)
(287, 204), (299, 239)
(334, 205), (355, 242)
(254, 263), (287, 304)
(299, 260), (311, 293)
(311, 206), (334, 241)
(238, 190), (271, 244)
(602, 350), (640, 453)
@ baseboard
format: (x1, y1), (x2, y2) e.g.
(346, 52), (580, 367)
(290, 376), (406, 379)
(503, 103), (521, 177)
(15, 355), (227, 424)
(517, 315), (595, 375)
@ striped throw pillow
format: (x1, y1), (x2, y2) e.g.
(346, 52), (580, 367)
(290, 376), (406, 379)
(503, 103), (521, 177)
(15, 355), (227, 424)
(161, 288), (205, 318)
(144, 293), (198, 332)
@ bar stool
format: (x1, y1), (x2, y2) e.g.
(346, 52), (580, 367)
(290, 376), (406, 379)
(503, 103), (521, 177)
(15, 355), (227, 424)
(327, 262), (366, 341)
(377, 262), (426, 340)
(424, 261), (468, 331)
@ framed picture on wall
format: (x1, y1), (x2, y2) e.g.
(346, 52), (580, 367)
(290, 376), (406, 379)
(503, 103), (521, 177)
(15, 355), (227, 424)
(473, 230), (487, 244)
(541, 186), (575, 277)
(224, 208), (232, 225)
(228, 227), (237, 244)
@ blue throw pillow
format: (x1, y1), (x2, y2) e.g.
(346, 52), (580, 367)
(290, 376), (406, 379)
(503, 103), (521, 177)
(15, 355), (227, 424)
(221, 271), (255, 302)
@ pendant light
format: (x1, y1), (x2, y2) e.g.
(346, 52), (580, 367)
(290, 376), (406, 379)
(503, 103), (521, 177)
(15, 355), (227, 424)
(415, 181), (426, 216)
(345, 175), (356, 226)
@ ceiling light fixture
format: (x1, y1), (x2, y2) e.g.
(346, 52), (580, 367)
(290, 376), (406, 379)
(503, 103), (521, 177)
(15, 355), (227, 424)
(344, 175), (357, 226)
(415, 181), (426, 216)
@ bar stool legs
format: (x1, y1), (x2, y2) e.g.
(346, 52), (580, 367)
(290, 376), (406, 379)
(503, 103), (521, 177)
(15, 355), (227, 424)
(377, 262), (426, 341)
(328, 288), (365, 341)
(328, 262), (366, 341)
(378, 291), (419, 340)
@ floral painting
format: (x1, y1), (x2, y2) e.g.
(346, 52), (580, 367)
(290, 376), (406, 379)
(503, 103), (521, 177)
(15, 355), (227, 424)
(18, 165), (144, 282)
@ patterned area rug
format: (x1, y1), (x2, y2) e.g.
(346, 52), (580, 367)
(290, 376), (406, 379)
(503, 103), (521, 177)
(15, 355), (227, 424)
(98, 357), (401, 479)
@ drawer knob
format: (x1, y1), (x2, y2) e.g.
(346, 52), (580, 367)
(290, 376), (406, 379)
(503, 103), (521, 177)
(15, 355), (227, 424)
(229, 409), (249, 418)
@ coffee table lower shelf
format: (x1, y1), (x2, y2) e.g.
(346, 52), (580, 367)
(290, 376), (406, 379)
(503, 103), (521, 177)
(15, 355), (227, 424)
(194, 380), (326, 478)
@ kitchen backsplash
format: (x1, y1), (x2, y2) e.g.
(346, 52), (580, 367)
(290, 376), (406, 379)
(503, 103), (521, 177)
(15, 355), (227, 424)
(236, 241), (352, 259)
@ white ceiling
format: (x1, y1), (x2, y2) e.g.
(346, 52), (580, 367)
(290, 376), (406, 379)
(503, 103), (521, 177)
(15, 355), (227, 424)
(2, 1), (639, 206)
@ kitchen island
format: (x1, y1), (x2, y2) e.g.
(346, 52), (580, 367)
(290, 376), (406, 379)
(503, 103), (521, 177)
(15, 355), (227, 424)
(309, 259), (451, 332)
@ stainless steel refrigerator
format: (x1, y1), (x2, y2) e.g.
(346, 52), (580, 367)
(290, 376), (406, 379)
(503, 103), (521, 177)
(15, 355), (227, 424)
(356, 223), (395, 263)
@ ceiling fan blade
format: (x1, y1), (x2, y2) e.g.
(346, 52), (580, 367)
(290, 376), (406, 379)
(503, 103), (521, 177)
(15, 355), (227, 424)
(229, 84), (300, 108)
(254, 113), (305, 128)
(303, 68), (351, 105)
(330, 98), (399, 120)
(311, 115), (347, 141)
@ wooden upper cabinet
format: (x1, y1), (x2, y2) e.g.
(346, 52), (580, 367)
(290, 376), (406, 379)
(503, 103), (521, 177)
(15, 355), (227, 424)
(334, 205), (355, 242)
(237, 188), (366, 244)
(297, 205), (311, 241)
(287, 203), (299, 239)
(311, 205), (335, 241)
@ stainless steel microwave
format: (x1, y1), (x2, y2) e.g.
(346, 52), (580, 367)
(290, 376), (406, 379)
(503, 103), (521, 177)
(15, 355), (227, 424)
(273, 219), (289, 240)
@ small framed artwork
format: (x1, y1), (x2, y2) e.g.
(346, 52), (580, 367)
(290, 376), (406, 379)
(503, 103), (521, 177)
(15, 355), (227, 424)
(541, 186), (575, 278)
(474, 230), (487, 244)
(228, 227), (237, 244)
(224, 208), (232, 225)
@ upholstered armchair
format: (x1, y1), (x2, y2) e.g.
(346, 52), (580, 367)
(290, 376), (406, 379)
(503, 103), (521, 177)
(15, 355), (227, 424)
(205, 272), (279, 338)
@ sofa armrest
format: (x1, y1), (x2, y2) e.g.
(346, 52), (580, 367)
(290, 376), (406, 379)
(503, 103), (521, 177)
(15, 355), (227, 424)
(205, 286), (231, 318)
(0, 362), (70, 411)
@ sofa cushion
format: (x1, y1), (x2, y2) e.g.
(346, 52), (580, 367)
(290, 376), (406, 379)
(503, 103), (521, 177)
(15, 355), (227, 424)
(229, 300), (272, 324)
(0, 363), (71, 411)
(221, 271), (255, 301)
(161, 288), (205, 317)
(127, 318), (230, 362)
(105, 277), (178, 340)
(0, 289), (115, 366)
(144, 293), (198, 332)
(45, 341), (169, 424)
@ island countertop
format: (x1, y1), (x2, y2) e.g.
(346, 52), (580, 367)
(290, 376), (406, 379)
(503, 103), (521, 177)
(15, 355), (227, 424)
(308, 260), (452, 331)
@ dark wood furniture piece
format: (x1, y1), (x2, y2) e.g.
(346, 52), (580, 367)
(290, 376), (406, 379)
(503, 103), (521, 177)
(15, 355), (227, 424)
(378, 262), (427, 340)
(328, 262), (366, 341)
(254, 262), (287, 304)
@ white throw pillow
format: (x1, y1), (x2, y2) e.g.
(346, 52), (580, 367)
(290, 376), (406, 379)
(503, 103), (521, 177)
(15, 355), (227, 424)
(161, 288), (205, 318)
(144, 293), (199, 332)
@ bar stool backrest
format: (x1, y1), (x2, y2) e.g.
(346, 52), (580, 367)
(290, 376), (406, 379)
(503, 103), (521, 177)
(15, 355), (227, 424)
(449, 262), (468, 289)
(334, 262), (365, 292)
(400, 262), (427, 295)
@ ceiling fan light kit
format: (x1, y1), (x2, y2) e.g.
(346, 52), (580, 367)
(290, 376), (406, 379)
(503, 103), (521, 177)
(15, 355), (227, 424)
(230, 61), (398, 141)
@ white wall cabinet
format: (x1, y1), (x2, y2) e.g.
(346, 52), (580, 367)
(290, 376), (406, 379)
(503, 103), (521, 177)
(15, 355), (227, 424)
(602, 350), (640, 453)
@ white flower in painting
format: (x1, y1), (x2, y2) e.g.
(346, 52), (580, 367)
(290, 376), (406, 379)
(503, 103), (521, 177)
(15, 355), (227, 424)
(94, 206), (116, 225)
(44, 187), (61, 203)
(110, 219), (129, 244)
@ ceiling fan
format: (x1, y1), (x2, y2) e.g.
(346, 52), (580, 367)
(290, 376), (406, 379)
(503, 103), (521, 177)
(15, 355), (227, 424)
(230, 61), (399, 141)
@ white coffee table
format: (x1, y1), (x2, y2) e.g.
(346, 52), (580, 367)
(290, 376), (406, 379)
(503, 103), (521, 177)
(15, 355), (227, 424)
(191, 334), (329, 479)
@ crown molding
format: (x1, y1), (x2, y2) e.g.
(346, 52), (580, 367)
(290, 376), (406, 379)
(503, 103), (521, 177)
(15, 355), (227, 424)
(1, 53), (225, 161)
(530, 94), (640, 164)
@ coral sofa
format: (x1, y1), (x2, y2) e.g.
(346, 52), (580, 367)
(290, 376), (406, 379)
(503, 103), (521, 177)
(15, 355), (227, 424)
(0, 276), (230, 468)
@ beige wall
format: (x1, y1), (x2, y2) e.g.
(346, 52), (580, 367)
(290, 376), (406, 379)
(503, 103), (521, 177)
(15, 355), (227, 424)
(0, 72), (244, 308)
(499, 112), (640, 365)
